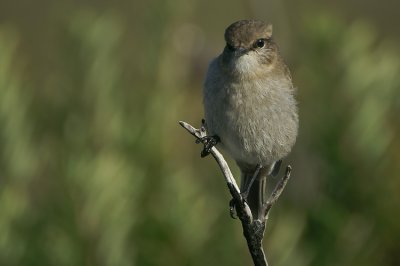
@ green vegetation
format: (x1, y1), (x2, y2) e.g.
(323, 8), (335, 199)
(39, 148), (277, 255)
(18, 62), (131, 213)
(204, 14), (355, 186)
(0, 2), (399, 266)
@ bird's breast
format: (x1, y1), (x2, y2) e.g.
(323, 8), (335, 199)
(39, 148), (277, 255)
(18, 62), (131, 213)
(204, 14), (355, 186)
(204, 63), (298, 166)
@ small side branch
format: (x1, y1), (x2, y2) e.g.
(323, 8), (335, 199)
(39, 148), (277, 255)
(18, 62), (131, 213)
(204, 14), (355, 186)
(179, 120), (292, 266)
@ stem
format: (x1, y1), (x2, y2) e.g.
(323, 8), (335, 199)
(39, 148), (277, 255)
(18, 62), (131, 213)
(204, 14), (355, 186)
(179, 120), (292, 266)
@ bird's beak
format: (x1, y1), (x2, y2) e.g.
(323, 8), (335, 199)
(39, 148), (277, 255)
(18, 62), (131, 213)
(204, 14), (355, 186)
(225, 44), (249, 58)
(234, 47), (248, 56)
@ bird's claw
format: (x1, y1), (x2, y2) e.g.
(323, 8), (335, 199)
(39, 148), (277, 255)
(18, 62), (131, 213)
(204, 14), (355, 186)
(229, 194), (249, 219)
(229, 199), (237, 219)
(196, 135), (220, 157)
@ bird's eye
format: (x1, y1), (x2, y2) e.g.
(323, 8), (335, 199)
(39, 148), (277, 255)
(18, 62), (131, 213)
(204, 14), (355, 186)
(254, 39), (265, 48)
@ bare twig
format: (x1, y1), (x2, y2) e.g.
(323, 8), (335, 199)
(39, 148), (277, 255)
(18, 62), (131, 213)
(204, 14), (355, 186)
(179, 121), (242, 198)
(179, 120), (292, 266)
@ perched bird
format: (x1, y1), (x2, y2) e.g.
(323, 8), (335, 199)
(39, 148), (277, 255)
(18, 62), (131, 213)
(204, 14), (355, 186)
(203, 20), (298, 220)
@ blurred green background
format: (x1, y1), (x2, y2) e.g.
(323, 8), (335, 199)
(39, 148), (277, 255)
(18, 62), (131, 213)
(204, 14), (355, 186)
(0, 0), (399, 265)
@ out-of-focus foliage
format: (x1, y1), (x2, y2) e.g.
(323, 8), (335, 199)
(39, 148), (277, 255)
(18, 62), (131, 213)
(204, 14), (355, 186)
(0, 1), (399, 266)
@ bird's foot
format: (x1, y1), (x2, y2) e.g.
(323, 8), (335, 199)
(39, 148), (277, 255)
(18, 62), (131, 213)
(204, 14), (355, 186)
(196, 135), (220, 157)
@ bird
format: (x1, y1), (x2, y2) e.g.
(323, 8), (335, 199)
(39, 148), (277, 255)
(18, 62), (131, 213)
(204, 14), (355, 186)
(202, 20), (298, 220)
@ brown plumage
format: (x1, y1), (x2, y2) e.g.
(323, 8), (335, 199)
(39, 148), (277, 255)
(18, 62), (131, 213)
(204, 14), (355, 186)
(203, 20), (298, 220)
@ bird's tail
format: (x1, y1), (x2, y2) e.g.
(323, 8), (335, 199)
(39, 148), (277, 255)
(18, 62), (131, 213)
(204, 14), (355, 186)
(239, 164), (270, 220)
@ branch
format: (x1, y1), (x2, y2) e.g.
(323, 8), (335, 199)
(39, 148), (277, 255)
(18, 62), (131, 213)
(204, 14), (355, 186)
(179, 120), (292, 266)
(178, 121), (243, 204)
